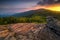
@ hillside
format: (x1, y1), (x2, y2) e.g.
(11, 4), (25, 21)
(0, 9), (60, 25)
(12, 9), (60, 17)
(12, 9), (60, 20)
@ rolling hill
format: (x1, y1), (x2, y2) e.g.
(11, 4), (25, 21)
(0, 9), (60, 18)
(12, 9), (60, 17)
(0, 9), (60, 25)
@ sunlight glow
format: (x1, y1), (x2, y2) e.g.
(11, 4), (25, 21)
(46, 6), (60, 11)
(34, 4), (60, 12)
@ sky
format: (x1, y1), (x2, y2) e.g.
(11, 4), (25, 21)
(0, 0), (39, 15)
(0, 0), (60, 15)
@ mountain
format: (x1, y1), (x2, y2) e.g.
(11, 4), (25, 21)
(12, 9), (60, 19)
(0, 9), (60, 19)
(0, 14), (12, 17)
(0, 9), (60, 25)
(12, 10), (36, 17)
(0, 9), (60, 18)
(12, 9), (51, 17)
(0, 15), (7, 17)
(0, 10), (36, 17)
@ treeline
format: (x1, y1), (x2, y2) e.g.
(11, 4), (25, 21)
(0, 15), (46, 25)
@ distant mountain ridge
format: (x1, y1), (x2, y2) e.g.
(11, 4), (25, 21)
(0, 9), (60, 18)
(12, 10), (35, 17)
(11, 9), (51, 17)
(0, 9), (49, 17)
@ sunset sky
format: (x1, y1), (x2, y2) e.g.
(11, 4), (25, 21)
(0, 0), (60, 15)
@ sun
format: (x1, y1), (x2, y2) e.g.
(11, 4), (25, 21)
(45, 5), (60, 11)
(47, 6), (60, 11)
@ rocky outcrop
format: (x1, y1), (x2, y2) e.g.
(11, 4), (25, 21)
(40, 16), (60, 40)
(46, 16), (60, 36)
(6, 23), (45, 40)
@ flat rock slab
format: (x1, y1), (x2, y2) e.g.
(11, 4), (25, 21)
(8, 23), (45, 34)
(0, 30), (9, 37)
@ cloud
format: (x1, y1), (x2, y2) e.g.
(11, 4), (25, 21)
(37, 0), (60, 5)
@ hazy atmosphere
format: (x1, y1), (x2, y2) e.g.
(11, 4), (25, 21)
(0, 0), (60, 15)
(0, 0), (39, 15)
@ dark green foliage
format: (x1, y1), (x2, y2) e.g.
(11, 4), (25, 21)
(0, 15), (46, 25)
(0, 15), (45, 24)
